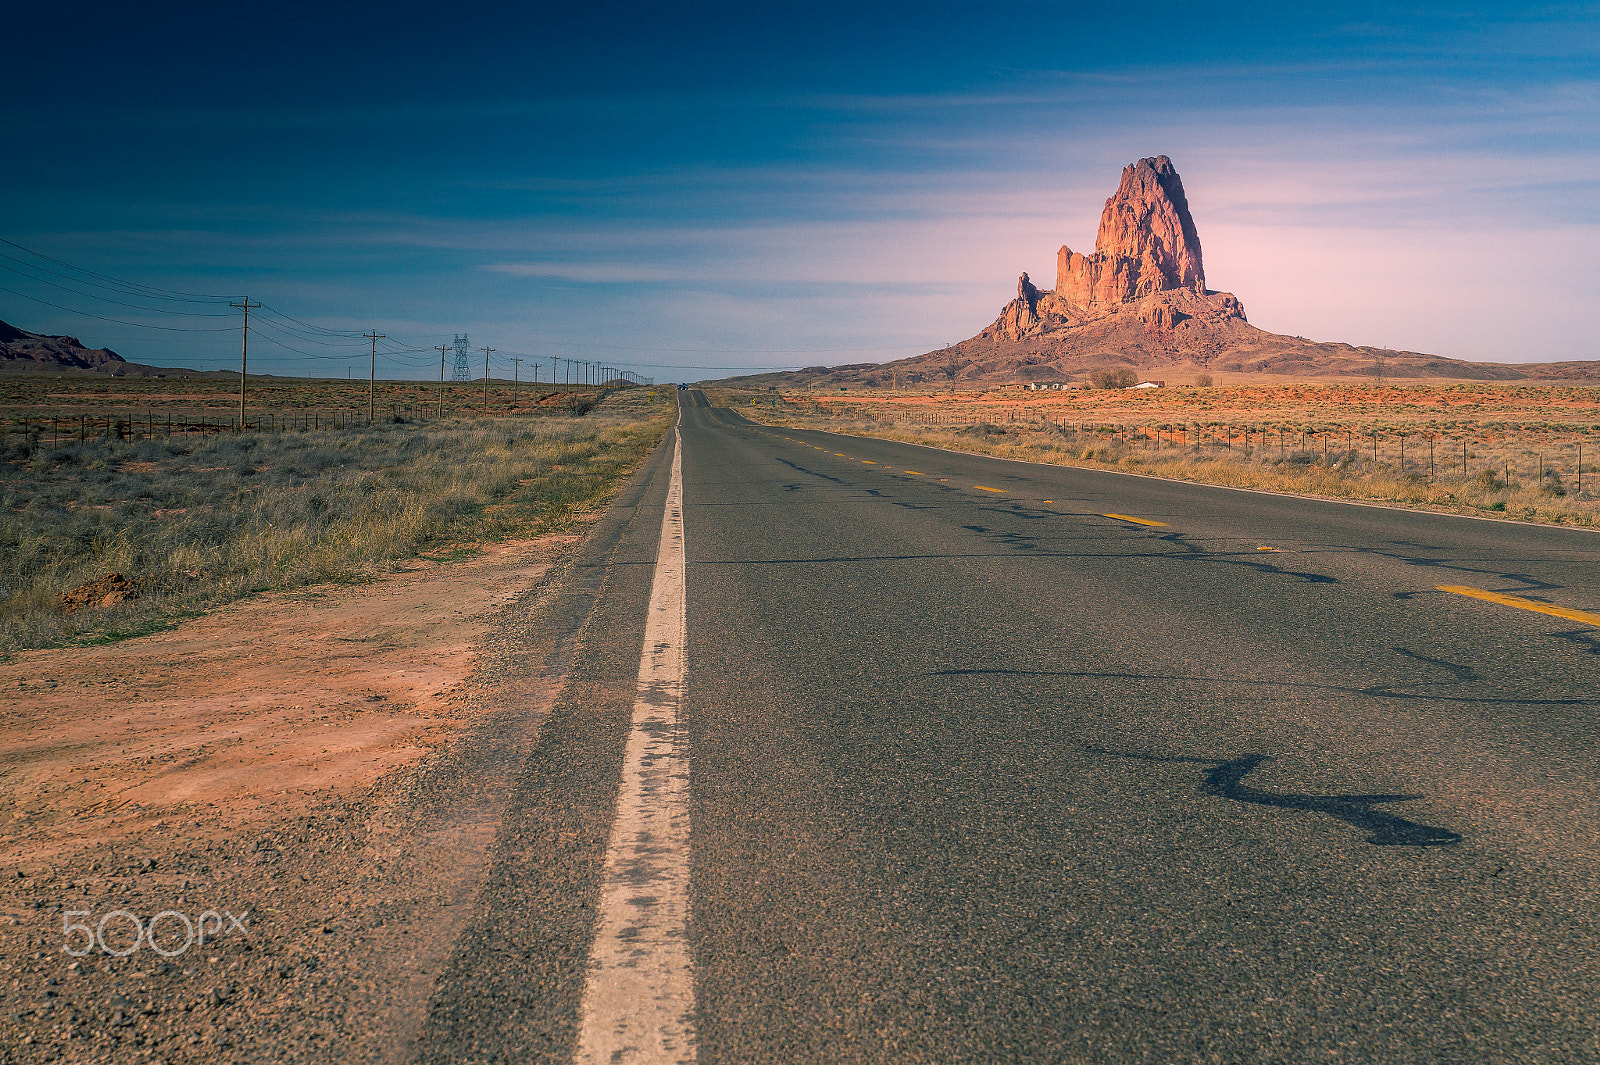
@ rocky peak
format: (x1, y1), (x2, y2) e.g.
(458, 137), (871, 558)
(1055, 155), (1207, 306)
(984, 155), (1242, 343)
(0, 317), (130, 373)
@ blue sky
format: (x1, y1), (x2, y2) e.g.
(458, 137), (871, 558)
(3, 1), (1597, 378)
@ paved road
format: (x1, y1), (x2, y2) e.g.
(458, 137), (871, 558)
(421, 391), (1600, 1064)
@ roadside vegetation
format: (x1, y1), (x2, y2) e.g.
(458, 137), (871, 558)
(1, 391), (672, 651)
(719, 384), (1600, 530)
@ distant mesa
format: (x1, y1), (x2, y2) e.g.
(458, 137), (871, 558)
(713, 155), (1600, 387)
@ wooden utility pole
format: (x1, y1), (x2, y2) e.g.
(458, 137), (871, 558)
(481, 347), (495, 412)
(511, 357), (522, 407)
(230, 298), (260, 426)
(436, 344), (450, 417)
(365, 332), (386, 423)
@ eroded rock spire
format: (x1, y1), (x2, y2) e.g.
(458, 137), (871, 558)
(1056, 155), (1206, 306)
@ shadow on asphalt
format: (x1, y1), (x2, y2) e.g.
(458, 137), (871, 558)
(1093, 748), (1463, 846)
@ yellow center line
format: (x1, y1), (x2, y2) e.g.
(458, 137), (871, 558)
(1102, 513), (1168, 527)
(861, 460), (876, 464)
(902, 470), (923, 475)
(1437, 585), (1600, 626)
(975, 485), (1006, 493)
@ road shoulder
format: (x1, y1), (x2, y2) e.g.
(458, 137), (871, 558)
(1, 429), (677, 1064)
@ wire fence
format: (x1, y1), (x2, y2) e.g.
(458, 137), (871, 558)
(851, 407), (1598, 497)
(0, 385), (649, 445)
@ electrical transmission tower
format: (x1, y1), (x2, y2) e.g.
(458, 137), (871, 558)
(451, 334), (472, 382)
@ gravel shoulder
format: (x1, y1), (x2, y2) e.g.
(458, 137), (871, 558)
(0, 431), (673, 1064)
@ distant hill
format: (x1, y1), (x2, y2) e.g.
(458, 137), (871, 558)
(709, 156), (1600, 388)
(0, 317), (214, 376)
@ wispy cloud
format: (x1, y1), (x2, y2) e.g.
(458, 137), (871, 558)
(7, 7), (1599, 373)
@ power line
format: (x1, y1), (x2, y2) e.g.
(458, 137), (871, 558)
(0, 284), (238, 332)
(0, 237), (690, 383)
(0, 255), (236, 316)
(248, 318), (368, 359)
(254, 302), (368, 339)
(0, 236), (237, 302)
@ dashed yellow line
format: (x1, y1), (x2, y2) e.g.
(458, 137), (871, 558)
(1437, 585), (1600, 626)
(975, 485), (1006, 493)
(1103, 513), (1168, 527)
(861, 460), (876, 464)
(902, 470), (923, 475)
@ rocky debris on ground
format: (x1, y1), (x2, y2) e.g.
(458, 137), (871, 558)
(54, 574), (138, 614)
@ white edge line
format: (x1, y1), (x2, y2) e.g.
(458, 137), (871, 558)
(575, 408), (695, 1065)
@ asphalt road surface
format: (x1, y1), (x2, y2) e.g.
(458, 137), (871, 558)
(418, 390), (1600, 1065)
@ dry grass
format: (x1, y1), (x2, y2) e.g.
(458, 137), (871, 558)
(719, 383), (1600, 530)
(1, 391), (672, 651)
(0, 371), (603, 422)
